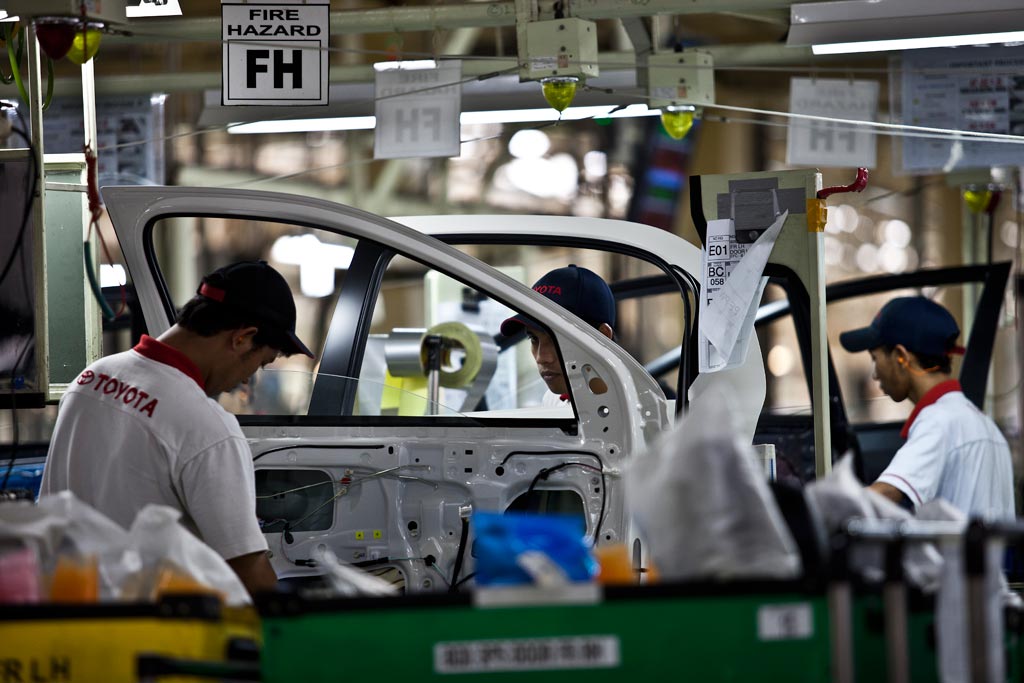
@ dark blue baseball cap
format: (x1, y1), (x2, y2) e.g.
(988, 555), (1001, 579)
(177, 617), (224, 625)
(839, 296), (964, 358)
(500, 265), (616, 336)
(197, 260), (314, 358)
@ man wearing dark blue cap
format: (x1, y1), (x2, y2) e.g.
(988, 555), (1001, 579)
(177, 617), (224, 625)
(839, 296), (1013, 518)
(43, 261), (314, 597)
(500, 265), (616, 404)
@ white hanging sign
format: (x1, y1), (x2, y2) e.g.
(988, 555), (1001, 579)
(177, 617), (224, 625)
(221, 2), (329, 106)
(787, 78), (878, 168)
(127, 0), (182, 18)
(374, 61), (462, 160)
(901, 46), (1024, 173)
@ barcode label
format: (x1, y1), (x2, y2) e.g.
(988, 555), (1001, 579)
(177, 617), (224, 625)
(757, 603), (813, 640)
(434, 635), (620, 674)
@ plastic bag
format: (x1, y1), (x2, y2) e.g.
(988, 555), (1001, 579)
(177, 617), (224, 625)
(805, 454), (945, 590)
(0, 493), (250, 604)
(0, 491), (132, 599)
(473, 512), (597, 587)
(625, 386), (800, 581)
(123, 505), (250, 606)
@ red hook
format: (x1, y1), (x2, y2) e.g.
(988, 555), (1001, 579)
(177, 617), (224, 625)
(817, 167), (869, 200)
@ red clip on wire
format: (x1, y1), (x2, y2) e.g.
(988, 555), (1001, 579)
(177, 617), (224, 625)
(817, 167), (869, 200)
(83, 143), (128, 319)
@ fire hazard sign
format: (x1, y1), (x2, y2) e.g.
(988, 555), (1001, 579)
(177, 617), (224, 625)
(222, 2), (329, 106)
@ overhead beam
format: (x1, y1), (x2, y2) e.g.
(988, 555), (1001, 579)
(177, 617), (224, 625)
(55, 45), (824, 96)
(107, 0), (839, 44)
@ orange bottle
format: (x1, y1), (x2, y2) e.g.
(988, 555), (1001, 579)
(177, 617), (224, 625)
(49, 555), (99, 602)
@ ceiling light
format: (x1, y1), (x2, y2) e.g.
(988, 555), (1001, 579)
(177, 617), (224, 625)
(230, 116), (377, 134)
(508, 129), (550, 159)
(228, 104), (659, 135)
(811, 32), (1024, 55)
(373, 60), (437, 72)
(789, 0), (1024, 54)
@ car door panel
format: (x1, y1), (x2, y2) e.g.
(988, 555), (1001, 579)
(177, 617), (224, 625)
(106, 187), (704, 587)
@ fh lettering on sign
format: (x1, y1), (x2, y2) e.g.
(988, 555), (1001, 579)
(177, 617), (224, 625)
(222, 3), (329, 106)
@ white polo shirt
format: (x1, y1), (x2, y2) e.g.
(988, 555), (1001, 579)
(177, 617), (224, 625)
(41, 335), (269, 560)
(877, 380), (1015, 520)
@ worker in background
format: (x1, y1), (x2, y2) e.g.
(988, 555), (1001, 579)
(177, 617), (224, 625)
(500, 265), (616, 406)
(41, 261), (314, 596)
(839, 296), (1014, 519)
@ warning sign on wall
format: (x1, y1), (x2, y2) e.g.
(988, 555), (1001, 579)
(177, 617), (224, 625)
(221, 2), (329, 106)
(786, 78), (878, 169)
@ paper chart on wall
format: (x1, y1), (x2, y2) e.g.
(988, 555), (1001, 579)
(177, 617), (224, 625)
(698, 210), (786, 373)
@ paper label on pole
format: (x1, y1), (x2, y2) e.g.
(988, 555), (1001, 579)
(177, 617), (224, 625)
(374, 61), (463, 160)
(126, 0), (182, 17)
(787, 78), (878, 168)
(900, 46), (1024, 173)
(698, 211), (785, 373)
(221, 3), (329, 106)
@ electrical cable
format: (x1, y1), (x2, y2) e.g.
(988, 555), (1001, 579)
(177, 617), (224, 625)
(0, 338), (31, 492)
(257, 468), (437, 501)
(498, 449), (601, 467)
(431, 563), (452, 589)
(280, 464), (431, 533)
(495, 452), (608, 541)
(0, 120), (37, 492)
(522, 461), (607, 544)
(448, 516), (469, 593)
(454, 571), (476, 589)
(0, 122), (36, 291)
(82, 144), (127, 320)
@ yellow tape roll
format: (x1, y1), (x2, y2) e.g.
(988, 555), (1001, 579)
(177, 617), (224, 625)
(420, 321), (485, 389)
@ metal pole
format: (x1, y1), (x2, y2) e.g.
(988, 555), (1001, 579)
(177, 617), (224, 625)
(883, 540), (910, 683)
(807, 173), (832, 476)
(423, 335), (443, 416)
(54, 45), (822, 96)
(26, 22), (49, 400)
(965, 521), (989, 683)
(828, 536), (855, 683)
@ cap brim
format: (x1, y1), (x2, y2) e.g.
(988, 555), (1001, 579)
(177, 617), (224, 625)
(500, 314), (540, 337)
(839, 326), (882, 353)
(284, 330), (315, 358)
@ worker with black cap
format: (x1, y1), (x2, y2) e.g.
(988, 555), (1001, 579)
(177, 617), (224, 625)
(839, 296), (1013, 518)
(42, 261), (315, 596)
(500, 265), (616, 406)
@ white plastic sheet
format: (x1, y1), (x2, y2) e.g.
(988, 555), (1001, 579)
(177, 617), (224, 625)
(625, 386), (800, 581)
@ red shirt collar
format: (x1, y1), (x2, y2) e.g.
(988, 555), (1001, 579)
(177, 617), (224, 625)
(900, 379), (961, 439)
(559, 393), (569, 402)
(133, 335), (206, 391)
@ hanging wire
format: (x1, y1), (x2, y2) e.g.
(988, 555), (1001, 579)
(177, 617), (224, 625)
(57, 32), (1021, 191)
